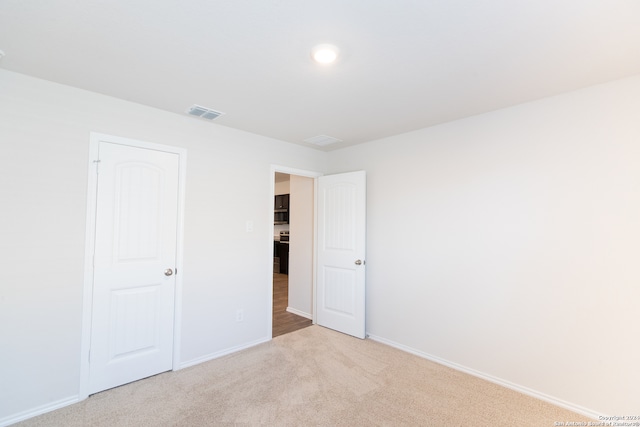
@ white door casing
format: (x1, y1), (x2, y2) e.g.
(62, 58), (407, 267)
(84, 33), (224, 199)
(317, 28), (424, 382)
(81, 134), (186, 397)
(316, 171), (366, 339)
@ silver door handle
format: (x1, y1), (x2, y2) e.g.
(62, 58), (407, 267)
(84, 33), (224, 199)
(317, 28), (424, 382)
(164, 268), (174, 276)
(355, 260), (363, 265)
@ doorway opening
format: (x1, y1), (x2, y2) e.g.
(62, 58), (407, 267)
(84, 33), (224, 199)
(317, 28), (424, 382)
(271, 168), (319, 337)
(270, 166), (367, 340)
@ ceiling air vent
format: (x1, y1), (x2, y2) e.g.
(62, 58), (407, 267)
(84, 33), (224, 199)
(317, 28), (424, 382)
(304, 134), (343, 146)
(186, 104), (225, 121)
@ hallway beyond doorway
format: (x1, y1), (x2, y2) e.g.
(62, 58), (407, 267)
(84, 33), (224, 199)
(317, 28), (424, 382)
(272, 273), (312, 337)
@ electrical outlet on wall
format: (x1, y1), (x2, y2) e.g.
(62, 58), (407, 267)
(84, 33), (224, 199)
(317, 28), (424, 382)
(236, 309), (244, 322)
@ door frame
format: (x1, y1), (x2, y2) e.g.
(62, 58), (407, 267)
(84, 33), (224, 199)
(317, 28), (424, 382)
(270, 165), (322, 337)
(79, 132), (187, 400)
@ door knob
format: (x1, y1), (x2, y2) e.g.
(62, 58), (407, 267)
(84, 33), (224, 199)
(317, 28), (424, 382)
(164, 268), (174, 276)
(354, 260), (363, 266)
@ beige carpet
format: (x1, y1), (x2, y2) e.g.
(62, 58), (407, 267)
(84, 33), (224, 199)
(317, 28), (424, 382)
(17, 326), (591, 426)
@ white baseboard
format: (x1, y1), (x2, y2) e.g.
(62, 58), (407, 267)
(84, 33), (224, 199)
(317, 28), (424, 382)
(286, 306), (312, 319)
(0, 395), (80, 427)
(3, 338), (272, 426)
(4, 334), (602, 425)
(366, 333), (602, 420)
(178, 336), (271, 370)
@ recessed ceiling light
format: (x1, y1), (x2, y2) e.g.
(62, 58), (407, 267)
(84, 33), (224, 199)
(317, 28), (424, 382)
(311, 44), (339, 65)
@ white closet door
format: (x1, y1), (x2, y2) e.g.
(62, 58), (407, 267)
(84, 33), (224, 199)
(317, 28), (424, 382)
(89, 141), (179, 394)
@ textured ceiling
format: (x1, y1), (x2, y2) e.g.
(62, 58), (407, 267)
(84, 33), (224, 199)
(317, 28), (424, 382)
(1, 0), (639, 151)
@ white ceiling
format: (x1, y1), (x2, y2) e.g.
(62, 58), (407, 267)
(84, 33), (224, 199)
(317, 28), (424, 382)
(1, 0), (639, 151)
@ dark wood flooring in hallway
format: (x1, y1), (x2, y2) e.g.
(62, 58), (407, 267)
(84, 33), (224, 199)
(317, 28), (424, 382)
(272, 273), (312, 338)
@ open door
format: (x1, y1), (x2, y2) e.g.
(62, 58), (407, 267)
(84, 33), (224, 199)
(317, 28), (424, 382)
(316, 171), (366, 339)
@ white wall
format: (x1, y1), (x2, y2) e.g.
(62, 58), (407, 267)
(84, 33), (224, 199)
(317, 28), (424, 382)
(288, 175), (314, 317)
(0, 69), (326, 424)
(326, 74), (640, 416)
(3, 66), (639, 422)
(274, 175), (290, 196)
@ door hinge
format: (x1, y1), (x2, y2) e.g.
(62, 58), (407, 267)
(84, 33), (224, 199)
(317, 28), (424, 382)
(93, 159), (101, 173)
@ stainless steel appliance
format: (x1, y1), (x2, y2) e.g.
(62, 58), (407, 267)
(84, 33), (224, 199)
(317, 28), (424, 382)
(274, 231), (289, 274)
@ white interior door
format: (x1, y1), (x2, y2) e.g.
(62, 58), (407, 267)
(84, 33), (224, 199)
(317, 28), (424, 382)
(316, 170), (366, 339)
(89, 141), (180, 394)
